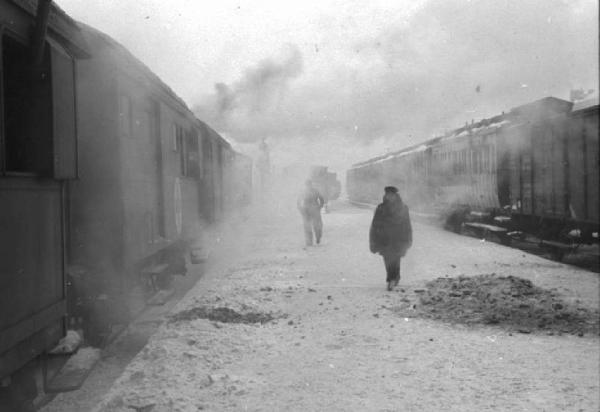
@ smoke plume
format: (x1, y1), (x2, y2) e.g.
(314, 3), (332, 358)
(194, 44), (303, 140)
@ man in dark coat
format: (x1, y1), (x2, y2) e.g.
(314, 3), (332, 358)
(297, 179), (325, 246)
(369, 186), (413, 291)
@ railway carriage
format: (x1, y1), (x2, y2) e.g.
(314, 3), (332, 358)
(70, 24), (239, 339)
(1, 5), (251, 407)
(568, 100), (599, 233)
(347, 96), (599, 249)
(500, 98), (575, 236)
(0, 0), (89, 405)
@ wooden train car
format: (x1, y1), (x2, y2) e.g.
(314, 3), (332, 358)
(0, 0), (89, 406)
(69, 24), (236, 341)
(568, 99), (599, 233)
(347, 96), (599, 247)
(1, 6), (251, 407)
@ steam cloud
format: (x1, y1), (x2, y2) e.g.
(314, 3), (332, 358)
(194, 44), (303, 140)
(193, 0), (598, 172)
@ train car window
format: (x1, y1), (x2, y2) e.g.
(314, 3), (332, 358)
(185, 131), (199, 178)
(466, 150), (469, 173)
(482, 150), (486, 173)
(481, 148), (486, 173)
(1, 34), (53, 175)
(50, 40), (77, 179)
(171, 123), (178, 151)
(179, 128), (186, 175)
(485, 148), (489, 173)
(480, 150), (484, 174)
(202, 137), (212, 177)
(172, 123), (187, 174)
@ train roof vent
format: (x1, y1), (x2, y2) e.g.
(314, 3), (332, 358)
(510, 96), (573, 118)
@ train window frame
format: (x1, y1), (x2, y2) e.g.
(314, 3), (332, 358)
(0, 30), (54, 177)
(184, 130), (199, 178)
(171, 123), (178, 152)
(171, 122), (188, 175)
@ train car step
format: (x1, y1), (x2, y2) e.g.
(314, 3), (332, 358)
(43, 348), (100, 393)
(463, 222), (511, 245)
(141, 263), (170, 292)
(464, 222), (508, 232)
(146, 289), (175, 306)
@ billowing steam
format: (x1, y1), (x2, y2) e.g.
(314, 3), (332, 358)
(194, 44), (303, 140)
(191, 0), (597, 173)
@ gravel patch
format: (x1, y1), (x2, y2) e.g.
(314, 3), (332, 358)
(169, 306), (278, 324)
(398, 274), (599, 336)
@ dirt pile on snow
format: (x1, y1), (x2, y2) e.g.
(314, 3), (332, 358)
(169, 306), (277, 324)
(407, 274), (599, 336)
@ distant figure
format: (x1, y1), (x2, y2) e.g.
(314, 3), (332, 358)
(370, 186), (413, 291)
(297, 180), (325, 246)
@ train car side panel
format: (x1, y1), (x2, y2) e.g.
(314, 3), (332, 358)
(583, 108), (599, 223)
(69, 34), (125, 285)
(0, 180), (65, 377)
(569, 105), (600, 225)
(0, 0), (90, 383)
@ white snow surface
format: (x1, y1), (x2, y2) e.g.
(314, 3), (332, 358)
(48, 202), (599, 412)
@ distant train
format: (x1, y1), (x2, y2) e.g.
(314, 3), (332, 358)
(280, 163), (341, 206)
(0, 1), (251, 408)
(347, 97), (599, 255)
(309, 165), (341, 207)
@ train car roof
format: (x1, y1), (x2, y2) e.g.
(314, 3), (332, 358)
(10, 0), (90, 57)
(509, 96), (573, 117)
(351, 143), (428, 169)
(196, 121), (233, 149)
(78, 22), (235, 151)
(349, 96), (575, 170)
(78, 22), (193, 114)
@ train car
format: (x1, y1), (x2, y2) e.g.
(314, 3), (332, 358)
(196, 121), (229, 222)
(346, 159), (385, 204)
(500, 99), (574, 234)
(347, 96), (599, 251)
(568, 98), (599, 236)
(499, 97), (599, 247)
(1, 3), (249, 407)
(0, 0), (89, 407)
(69, 24), (198, 339)
(69, 24), (239, 341)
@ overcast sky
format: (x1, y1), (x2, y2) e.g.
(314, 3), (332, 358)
(57, 0), (598, 170)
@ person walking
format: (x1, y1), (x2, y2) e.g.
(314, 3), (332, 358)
(369, 186), (412, 291)
(297, 180), (325, 246)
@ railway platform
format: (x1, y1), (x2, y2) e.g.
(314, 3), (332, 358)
(43, 201), (599, 412)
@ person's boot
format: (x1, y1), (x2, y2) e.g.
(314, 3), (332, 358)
(387, 281), (394, 291)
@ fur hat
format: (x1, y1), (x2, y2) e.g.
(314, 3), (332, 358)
(384, 186), (399, 194)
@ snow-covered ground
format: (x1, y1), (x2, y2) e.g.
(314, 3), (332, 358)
(44, 202), (599, 412)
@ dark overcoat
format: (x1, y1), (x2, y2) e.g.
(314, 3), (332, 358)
(369, 198), (412, 257)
